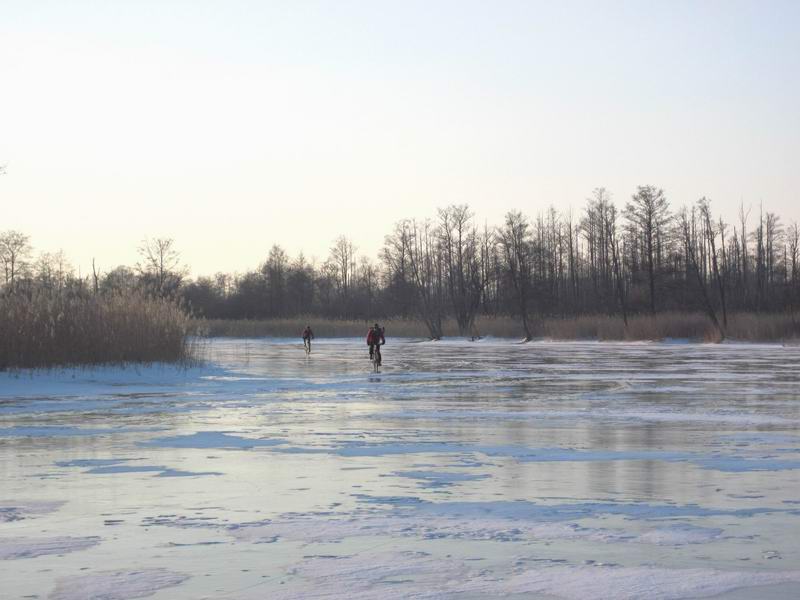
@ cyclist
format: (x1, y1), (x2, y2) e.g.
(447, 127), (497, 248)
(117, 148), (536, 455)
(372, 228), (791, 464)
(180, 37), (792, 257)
(366, 323), (385, 365)
(302, 325), (315, 353)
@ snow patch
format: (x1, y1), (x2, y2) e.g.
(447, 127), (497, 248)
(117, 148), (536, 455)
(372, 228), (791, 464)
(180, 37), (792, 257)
(49, 568), (189, 600)
(633, 524), (724, 546)
(390, 470), (490, 487)
(269, 552), (800, 600)
(355, 497), (788, 521)
(156, 510), (726, 547)
(503, 565), (800, 600)
(138, 431), (285, 449)
(0, 536), (101, 559)
(0, 500), (64, 522)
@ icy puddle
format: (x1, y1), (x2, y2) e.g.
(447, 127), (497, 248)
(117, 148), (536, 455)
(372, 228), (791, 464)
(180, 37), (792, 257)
(1, 338), (800, 599)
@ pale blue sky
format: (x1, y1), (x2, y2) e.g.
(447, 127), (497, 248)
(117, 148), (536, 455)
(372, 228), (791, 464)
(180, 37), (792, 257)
(1, 1), (799, 275)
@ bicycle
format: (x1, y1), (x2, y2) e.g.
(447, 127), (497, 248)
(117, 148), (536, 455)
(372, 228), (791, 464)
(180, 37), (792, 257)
(303, 338), (311, 355)
(371, 344), (382, 372)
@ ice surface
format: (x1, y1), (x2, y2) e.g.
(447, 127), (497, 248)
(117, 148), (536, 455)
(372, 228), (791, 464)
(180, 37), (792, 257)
(2, 338), (800, 599)
(49, 568), (189, 600)
(0, 426), (143, 437)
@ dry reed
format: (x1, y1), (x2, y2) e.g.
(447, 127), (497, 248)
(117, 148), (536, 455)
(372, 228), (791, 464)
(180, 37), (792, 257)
(200, 312), (800, 342)
(0, 291), (195, 370)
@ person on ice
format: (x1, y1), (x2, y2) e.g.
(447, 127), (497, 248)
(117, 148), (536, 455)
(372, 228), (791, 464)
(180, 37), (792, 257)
(366, 323), (385, 365)
(302, 325), (314, 353)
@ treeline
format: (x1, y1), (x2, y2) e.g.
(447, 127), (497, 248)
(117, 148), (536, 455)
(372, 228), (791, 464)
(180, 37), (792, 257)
(187, 187), (799, 340)
(3, 186), (799, 341)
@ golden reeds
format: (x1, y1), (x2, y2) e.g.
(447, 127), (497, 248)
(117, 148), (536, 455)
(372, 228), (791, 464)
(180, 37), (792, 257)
(0, 291), (194, 370)
(199, 312), (800, 342)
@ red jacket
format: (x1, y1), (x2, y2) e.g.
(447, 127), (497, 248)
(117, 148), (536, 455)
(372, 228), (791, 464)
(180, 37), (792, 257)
(366, 328), (385, 345)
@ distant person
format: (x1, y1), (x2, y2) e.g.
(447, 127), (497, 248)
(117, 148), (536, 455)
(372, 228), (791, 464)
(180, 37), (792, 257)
(302, 325), (315, 353)
(366, 323), (385, 365)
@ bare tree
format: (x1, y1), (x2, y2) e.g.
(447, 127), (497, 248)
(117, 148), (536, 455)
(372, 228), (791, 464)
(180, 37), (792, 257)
(601, 198), (628, 326)
(0, 230), (32, 292)
(137, 237), (185, 295)
(358, 256), (377, 317)
(498, 210), (535, 340)
(407, 219), (445, 339)
(738, 203), (751, 308)
(381, 220), (416, 317)
(698, 198), (727, 328)
(101, 265), (138, 293)
(330, 236), (356, 307)
(624, 186), (671, 315)
(33, 250), (72, 293)
(788, 223), (799, 320)
(679, 208), (724, 340)
(438, 204), (482, 337)
(261, 245), (288, 316)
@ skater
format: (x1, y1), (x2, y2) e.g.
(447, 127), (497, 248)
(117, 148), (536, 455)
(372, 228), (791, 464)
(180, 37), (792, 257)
(302, 325), (314, 354)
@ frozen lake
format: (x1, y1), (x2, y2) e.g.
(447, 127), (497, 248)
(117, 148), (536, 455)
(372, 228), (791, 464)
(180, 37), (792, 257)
(2, 338), (800, 599)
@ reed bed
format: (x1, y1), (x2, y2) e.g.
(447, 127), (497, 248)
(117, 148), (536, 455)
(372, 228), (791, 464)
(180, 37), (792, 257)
(201, 312), (800, 342)
(0, 292), (195, 370)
